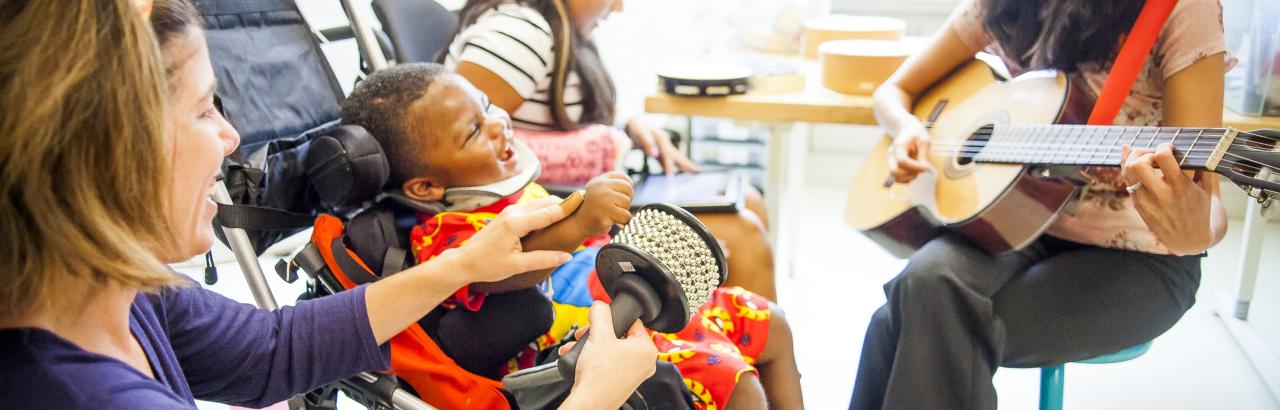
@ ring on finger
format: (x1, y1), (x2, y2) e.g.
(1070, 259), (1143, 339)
(1126, 182), (1143, 194)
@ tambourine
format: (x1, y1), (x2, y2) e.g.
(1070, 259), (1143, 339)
(656, 62), (753, 97)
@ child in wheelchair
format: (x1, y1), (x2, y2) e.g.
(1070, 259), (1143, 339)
(339, 62), (803, 410)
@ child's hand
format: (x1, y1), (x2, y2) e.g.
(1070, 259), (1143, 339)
(571, 172), (634, 237)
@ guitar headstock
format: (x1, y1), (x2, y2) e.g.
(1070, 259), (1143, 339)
(1217, 128), (1280, 214)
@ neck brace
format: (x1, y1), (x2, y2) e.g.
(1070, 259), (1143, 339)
(384, 140), (542, 214)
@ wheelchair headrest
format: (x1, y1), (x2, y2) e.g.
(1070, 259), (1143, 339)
(304, 124), (391, 214)
(373, 0), (459, 64)
(197, 0), (345, 152)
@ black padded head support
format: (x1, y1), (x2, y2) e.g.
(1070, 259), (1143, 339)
(304, 125), (390, 214)
(345, 202), (417, 276)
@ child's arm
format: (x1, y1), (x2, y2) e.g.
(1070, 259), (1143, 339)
(471, 172), (634, 293)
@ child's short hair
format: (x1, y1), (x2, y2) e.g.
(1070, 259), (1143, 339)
(341, 62), (448, 186)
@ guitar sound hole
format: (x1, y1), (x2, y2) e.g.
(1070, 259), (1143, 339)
(954, 124), (995, 167)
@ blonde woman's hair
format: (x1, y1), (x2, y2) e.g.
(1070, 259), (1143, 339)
(0, 0), (182, 321)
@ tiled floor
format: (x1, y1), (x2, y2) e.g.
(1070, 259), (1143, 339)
(181, 179), (1280, 410)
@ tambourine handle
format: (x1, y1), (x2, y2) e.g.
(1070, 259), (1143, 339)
(557, 275), (658, 381)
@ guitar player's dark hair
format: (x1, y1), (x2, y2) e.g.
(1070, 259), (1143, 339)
(443, 0), (615, 131)
(981, 0), (1145, 72)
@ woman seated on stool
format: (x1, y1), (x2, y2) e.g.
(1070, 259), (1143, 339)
(441, 0), (781, 300)
(0, 1), (654, 408)
(851, 0), (1231, 408)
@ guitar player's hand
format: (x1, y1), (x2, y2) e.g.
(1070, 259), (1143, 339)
(888, 120), (933, 183)
(1121, 143), (1217, 255)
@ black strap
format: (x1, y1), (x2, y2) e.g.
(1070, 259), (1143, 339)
(293, 244), (345, 295)
(216, 203), (315, 231)
(330, 236), (380, 286)
(376, 209), (407, 277)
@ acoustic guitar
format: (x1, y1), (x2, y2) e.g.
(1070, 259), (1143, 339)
(845, 59), (1280, 258)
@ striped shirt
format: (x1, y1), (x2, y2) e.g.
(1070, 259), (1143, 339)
(444, 2), (583, 130)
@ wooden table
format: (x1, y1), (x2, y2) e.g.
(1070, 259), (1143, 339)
(646, 81), (876, 125)
(646, 60), (1280, 130)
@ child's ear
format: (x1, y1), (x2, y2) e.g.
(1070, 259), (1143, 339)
(402, 177), (446, 202)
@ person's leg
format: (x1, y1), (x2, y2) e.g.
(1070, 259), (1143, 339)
(725, 374), (768, 410)
(850, 234), (1042, 410)
(995, 239), (1202, 367)
(753, 305), (803, 409)
(849, 306), (893, 410)
(742, 185), (769, 230)
(698, 210), (776, 300)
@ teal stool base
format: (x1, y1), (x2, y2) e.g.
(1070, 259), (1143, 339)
(1038, 342), (1152, 410)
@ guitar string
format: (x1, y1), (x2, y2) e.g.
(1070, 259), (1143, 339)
(917, 151), (1273, 174)
(927, 128), (1275, 151)
(917, 137), (1278, 175)
(971, 126), (1280, 142)
(926, 127), (1277, 146)
(924, 130), (1274, 158)
(926, 140), (1272, 153)
(886, 126), (1280, 175)
(919, 147), (1276, 175)
(907, 151), (1273, 179)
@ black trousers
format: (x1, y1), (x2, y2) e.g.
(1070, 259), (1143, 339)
(850, 234), (1202, 410)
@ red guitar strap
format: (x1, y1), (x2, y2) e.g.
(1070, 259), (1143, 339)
(1087, 0), (1179, 125)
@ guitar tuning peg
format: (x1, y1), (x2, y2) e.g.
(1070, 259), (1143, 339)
(1246, 186), (1280, 218)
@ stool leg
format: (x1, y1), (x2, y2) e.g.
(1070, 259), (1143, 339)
(1040, 365), (1064, 410)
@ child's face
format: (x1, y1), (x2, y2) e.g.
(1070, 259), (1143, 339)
(408, 75), (521, 189)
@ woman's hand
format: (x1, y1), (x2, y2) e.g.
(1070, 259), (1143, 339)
(1120, 143), (1217, 255)
(570, 172), (634, 237)
(558, 302), (658, 410)
(626, 116), (700, 175)
(437, 197), (573, 283)
(887, 120), (933, 183)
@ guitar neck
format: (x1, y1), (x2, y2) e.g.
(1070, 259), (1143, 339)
(972, 124), (1238, 171)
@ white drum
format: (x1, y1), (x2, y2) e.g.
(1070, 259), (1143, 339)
(801, 15), (905, 58)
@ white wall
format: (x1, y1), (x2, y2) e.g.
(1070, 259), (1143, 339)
(832, 0), (960, 36)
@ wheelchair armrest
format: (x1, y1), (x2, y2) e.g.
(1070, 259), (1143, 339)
(296, 372), (436, 410)
(338, 372), (435, 410)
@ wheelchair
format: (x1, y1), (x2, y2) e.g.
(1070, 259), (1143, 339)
(203, 1), (737, 408)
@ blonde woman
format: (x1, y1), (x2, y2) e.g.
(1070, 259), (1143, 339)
(0, 0), (655, 407)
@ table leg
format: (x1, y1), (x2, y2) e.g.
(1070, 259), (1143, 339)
(765, 122), (810, 280)
(1234, 200), (1266, 320)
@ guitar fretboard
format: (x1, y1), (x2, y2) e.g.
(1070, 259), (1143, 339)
(972, 124), (1230, 169)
